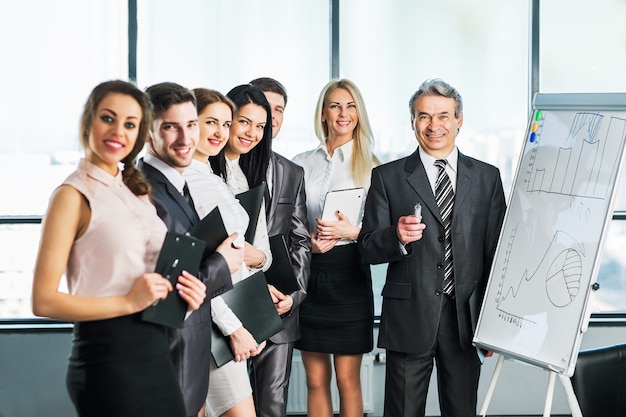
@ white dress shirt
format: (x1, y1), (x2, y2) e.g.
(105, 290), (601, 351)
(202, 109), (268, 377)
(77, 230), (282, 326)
(292, 140), (369, 245)
(183, 159), (251, 336)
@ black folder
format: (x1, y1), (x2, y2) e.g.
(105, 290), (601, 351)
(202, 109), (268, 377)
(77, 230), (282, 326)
(236, 182), (267, 243)
(211, 271), (284, 367)
(142, 232), (206, 329)
(265, 234), (299, 294)
(187, 206), (229, 259)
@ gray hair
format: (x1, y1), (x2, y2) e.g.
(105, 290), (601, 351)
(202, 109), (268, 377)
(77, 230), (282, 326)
(409, 78), (463, 118)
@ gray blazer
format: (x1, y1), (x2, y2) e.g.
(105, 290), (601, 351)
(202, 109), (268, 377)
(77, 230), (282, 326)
(265, 152), (311, 343)
(358, 149), (506, 354)
(138, 159), (232, 416)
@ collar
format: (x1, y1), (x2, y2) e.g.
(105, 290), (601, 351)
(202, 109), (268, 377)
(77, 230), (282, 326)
(188, 158), (212, 174)
(80, 159), (122, 187)
(316, 139), (354, 162)
(143, 153), (186, 193)
(418, 146), (459, 173)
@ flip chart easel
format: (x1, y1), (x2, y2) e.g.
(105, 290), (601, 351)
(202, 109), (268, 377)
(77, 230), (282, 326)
(473, 92), (626, 416)
(479, 355), (582, 417)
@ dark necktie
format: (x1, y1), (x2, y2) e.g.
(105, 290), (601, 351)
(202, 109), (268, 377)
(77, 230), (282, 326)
(434, 159), (455, 298)
(182, 182), (195, 211)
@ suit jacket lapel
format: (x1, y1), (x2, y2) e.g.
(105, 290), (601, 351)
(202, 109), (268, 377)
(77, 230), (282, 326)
(268, 155), (282, 220)
(139, 159), (200, 225)
(404, 151), (443, 225)
(164, 180), (200, 224)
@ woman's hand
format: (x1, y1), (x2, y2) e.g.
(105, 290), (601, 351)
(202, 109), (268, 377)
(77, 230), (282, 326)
(311, 232), (339, 254)
(229, 326), (260, 362)
(175, 270), (207, 312)
(126, 272), (173, 312)
(316, 211), (360, 241)
(243, 241), (266, 269)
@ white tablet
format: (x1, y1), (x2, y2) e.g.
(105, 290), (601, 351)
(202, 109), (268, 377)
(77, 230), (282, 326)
(321, 187), (365, 225)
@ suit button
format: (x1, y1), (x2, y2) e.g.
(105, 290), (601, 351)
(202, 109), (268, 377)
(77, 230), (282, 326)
(435, 290), (442, 296)
(437, 263), (443, 269)
(438, 236), (445, 242)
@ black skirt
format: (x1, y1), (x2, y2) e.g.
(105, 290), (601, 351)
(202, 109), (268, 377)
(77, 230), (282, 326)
(66, 313), (186, 417)
(296, 243), (374, 354)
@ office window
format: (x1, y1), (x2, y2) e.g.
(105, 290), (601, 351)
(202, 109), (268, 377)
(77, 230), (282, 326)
(541, 0), (626, 312)
(0, 0), (128, 318)
(340, 0), (529, 315)
(136, 0), (329, 157)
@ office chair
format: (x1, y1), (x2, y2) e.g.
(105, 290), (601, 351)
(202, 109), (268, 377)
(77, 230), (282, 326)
(570, 343), (626, 417)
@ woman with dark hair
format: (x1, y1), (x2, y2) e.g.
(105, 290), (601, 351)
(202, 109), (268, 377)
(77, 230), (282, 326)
(210, 84), (273, 190)
(31, 80), (208, 417)
(203, 83), (274, 417)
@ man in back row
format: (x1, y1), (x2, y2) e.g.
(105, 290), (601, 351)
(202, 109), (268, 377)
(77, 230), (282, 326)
(138, 82), (243, 417)
(249, 77), (311, 417)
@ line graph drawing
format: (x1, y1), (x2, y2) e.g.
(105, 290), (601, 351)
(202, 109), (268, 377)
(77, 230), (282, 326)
(496, 230), (585, 318)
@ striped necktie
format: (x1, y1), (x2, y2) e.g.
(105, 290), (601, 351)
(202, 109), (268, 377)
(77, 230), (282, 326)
(434, 159), (455, 298)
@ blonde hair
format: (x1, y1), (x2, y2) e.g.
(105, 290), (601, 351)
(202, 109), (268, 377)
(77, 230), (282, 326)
(313, 79), (379, 187)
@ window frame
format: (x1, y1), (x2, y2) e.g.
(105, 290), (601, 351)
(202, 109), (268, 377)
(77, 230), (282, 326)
(2, 0), (625, 324)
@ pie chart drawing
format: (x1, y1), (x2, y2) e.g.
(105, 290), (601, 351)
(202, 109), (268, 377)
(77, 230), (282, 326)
(545, 248), (582, 307)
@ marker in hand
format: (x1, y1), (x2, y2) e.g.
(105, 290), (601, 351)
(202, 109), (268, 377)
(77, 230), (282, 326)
(414, 202), (422, 222)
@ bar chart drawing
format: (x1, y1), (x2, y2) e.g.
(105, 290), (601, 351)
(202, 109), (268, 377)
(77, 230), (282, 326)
(526, 112), (625, 199)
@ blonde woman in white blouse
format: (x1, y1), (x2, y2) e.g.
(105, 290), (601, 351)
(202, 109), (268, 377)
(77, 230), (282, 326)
(292, 79), (379, 417)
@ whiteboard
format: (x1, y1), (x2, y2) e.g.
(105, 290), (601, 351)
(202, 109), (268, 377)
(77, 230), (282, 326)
(473, 93), (626, 376)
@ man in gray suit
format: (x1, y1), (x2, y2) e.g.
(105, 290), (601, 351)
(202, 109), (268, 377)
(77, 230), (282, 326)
(249, 77), (311, 417)
(358, 79), (506, 417)
(138, 82), (243, 417)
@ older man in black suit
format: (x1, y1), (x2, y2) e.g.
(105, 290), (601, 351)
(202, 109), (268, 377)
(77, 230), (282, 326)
(137, 82), (243, 417)
(248, 77), (311, 417)
(358, 79), (506, 417)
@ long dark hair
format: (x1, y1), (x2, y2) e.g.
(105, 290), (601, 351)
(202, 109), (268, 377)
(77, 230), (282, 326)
(209, 84), (272, 188)
(80, 80), (152, 196)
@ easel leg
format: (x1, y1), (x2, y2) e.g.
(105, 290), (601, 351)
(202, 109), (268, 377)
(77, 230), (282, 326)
(479, 354), (505, 417)
(558, 374), (582, 417)
(543, 371), (556, 417)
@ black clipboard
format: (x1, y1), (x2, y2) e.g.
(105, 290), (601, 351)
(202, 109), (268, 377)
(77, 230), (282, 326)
(211, 271), (284, 367)
(236, 182), (267, 243)
(142, 231), (206, 329)
(265, 234), (299, 294)
(187, 206), (229, 259)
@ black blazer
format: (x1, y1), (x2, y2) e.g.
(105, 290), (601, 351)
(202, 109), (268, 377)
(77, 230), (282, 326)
(265, 152), (311, 343)
(358, 150), (506, 354)
(138, 158), (232, 415)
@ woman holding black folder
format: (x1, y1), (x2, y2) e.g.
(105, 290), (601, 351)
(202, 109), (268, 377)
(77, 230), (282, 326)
(292, 79), (378, 417)
(31, 80), (207, 417)
(184, 87), (266, 417)
(204, 83), (274, 417)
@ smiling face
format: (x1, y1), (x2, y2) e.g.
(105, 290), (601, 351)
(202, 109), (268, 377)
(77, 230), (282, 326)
(195, 102), (232, 161)
(322, 87), (358, 142)
(224, 103), (267, 160)
(148, 101), (198, 172)
(86, 92), (142, 175)
(411, 94), (463, 159)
